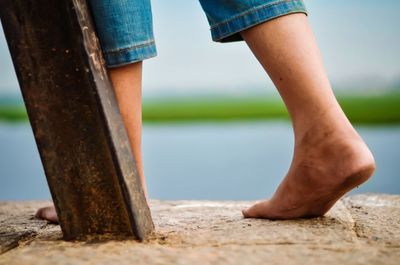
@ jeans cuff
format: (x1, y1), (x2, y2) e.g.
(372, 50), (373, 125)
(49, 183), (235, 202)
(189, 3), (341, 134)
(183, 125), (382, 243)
(210, 0), (308, 43)
(102, 40), (157, 68)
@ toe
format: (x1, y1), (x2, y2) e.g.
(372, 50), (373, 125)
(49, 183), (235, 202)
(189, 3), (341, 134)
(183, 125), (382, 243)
(35, 206), (58, 223)
(242, 200), (270, 219)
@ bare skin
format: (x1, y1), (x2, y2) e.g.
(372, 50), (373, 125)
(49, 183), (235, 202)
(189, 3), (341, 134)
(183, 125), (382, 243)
(240, 13), (375, 219)
(36, 13), (375, 223)
(35, 62), (146, 223)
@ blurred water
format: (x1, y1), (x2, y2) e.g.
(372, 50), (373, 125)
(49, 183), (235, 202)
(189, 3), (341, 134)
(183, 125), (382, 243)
(0, 121), (399, 201)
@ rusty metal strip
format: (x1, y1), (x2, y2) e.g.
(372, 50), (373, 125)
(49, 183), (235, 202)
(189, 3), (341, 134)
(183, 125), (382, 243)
(0, 0), (154, 240)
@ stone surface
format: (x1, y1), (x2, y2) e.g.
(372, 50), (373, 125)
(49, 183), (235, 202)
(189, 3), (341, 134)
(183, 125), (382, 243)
(343, 194), (400, 246)
(0, 194), (399, 265)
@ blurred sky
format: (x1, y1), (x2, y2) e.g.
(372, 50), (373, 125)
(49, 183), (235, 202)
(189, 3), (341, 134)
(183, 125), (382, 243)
(0, 0), (399, 97)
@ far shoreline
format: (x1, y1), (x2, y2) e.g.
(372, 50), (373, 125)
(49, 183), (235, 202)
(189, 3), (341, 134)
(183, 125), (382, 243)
(1, 91), (400, 125)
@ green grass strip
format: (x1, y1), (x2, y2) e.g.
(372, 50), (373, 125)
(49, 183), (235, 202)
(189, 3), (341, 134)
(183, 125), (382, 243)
(0, 105), (29, 123)
(142, 97), (288, 123)
(1, 92), (400, 124)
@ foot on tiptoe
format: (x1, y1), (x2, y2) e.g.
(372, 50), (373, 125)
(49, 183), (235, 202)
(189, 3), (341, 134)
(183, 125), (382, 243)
(242, 123), (375, 220)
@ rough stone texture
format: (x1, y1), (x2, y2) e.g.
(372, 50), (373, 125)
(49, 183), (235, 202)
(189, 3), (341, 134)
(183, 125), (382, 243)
(0, 194), (399, 265)
(343, 194), (400, 246)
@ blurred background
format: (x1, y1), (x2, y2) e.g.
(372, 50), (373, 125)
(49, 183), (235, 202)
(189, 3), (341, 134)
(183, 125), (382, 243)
(0, 0), (399, 201)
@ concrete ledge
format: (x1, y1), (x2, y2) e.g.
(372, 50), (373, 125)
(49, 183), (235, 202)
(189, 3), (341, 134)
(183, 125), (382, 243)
(1, 194), (399, 264)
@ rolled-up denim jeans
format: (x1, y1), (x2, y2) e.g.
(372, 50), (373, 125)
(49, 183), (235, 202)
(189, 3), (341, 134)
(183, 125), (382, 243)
(88, 0), (307, 68)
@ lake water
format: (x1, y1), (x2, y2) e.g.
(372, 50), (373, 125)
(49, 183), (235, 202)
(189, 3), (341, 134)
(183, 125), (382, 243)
(0, 121), (399, 201)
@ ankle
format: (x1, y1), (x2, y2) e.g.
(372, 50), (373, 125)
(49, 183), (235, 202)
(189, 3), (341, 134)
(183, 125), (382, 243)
(294, 123), (375, 180)
(293, 106), (358, 144)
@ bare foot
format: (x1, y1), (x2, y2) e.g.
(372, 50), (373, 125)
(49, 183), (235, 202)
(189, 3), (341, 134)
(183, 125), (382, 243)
(242, 121), (375, 219)
(35, 205), (58, 223)
(35, 186), (149, 223)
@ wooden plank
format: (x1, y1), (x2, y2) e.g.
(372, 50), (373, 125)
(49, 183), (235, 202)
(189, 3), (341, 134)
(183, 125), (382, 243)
(0, 0), (154, 240)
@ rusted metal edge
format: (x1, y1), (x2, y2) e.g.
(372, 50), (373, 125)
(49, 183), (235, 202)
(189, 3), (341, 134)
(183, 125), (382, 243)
(0, 0), (154, 240)
(71, 0), (154, 239)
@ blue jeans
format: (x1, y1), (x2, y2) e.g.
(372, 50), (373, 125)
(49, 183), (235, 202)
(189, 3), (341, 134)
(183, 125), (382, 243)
(88, 0), (307, 68)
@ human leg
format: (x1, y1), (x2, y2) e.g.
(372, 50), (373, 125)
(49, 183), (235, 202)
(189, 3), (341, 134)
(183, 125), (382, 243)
(199, 0), (375, 219)
(109, 62), (147, 197)
(240, 13), (375, 219)
(36, 63), (146, 223)
(36, 0), (155, 222)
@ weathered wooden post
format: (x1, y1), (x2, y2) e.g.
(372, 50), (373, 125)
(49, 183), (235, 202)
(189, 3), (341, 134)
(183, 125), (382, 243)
(0, 0), (154, 240)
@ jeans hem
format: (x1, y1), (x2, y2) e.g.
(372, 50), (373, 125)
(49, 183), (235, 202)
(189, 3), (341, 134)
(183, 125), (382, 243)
(210, 0), (308, 43)
(103, 41), (157, 68)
